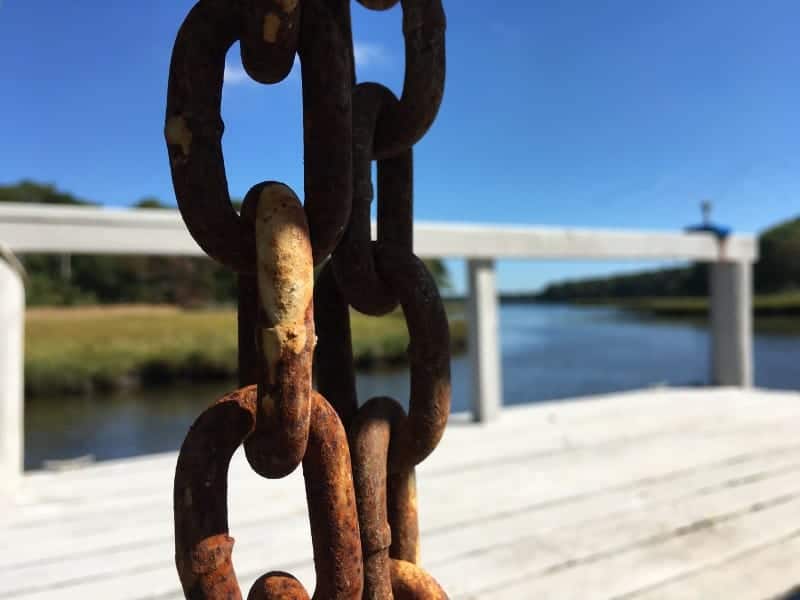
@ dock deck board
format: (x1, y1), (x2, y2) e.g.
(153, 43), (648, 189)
(2, 387), (799, 599)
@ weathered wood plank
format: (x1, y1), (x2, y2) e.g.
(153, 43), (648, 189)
(625, 533), (800, 600)
(477, 499), (800, 600)
(9, 387), (800, 526)
(5, 411), (799, 570)
(6, 435), (800, 597)
(1, 388), (799, 599)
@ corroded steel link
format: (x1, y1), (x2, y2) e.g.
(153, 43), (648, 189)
(174, 386), (256, 599)
(331, 0), (444, 313)
(302, 391), (364, 600)
(388, 467), (419, 563)
(170, 0), (450, 596)
(355, 0), (399, 9)
(330, 246), (451, 597)
(364, 0), (446, 160)
(248, 392), (364, 600)
(391, 561), (448, 600)
(349, 397), (404, 600)
(318, 248), (450, 587)
(166, 0), (354, 271)
(174, 388), (363, 600)
(332, 84), (409, 316)
(313, 262), (359, 429)
(247, 572), (308, 600)
(166, 0), (256, 273)
(375, 245), (451, 470)
(378, 148), (414, 252)
(299, 0), (355, 264)
(350, 397), (447, 599)
(318, 248), (451, 467)
(241, 183), (314, 479)
(238, 273), (260, 387)
(240, 0), (301, 84)
(377, 150), (414, 252)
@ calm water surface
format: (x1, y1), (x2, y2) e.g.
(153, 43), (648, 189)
(25, 304), (800, 470)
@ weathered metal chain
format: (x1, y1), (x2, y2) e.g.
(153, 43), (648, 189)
(165, 0), (448, 598)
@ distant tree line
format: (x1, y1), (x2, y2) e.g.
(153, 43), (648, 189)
(537, 264), (710, 301)
(538, 216), (800, 301)
(0, 180), (449, 306)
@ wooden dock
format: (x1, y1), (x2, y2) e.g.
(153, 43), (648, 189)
(2, 387), (800, 599)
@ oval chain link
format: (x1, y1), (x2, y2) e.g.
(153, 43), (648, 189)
(168, 0), (449, 597)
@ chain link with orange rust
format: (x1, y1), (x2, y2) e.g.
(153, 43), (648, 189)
(165, 0), (448, 598)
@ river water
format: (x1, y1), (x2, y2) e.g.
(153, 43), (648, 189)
(24, 303), (800, 470)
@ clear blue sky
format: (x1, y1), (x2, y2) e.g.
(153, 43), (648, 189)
(1, 1), (798, 292)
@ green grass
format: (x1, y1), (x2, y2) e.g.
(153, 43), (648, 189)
(25, 305), (466, 397)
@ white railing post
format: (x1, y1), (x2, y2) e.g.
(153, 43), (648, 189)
(710, 259), (753, 387)
(467, 258), (502, 422)
(0, 258), (24, 493)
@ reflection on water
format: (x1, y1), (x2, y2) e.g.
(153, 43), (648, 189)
(25, 304), (800, 470)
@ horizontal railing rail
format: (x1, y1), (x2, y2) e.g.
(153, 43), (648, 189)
(0, 202), (757, 262)
(0, 202), (758, 490)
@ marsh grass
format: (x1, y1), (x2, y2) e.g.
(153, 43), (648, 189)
(25, 305), (466, 396)
(573, 292), (800, 317)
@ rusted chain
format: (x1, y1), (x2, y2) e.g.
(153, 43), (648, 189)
(367, 0), (446, 160)
(237, 272), (260, 387)
(330, 0), (445, 314)
(355, 0), (400, 9)
(239, 0), (301, 84)
(240, 183), (314, 479)
(166, 1), (254, 273)
(350, 397), (444, 600)
(174, 387), (363, 599)
(328, 248), (451, 599)
(298, 0), (355, 264)
(169, 0), (450, 596)
(387, 465), (419, 563)
(391, 561), (448, 600)
(332, 84), (412, 316)
(316, 247), (453, 463)
(174, 386), (256, 599)
(313, 261), (359, 428)
(166, 0), (354, 269)
(375, 246), (451, 469)
(350, 394), (447, 600)
(349, 397), (403, 600)
(247, 391), (364, 600)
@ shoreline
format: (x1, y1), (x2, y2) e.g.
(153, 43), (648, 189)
(520, 294), (800, 335)
(541, 294), (800, 318)
(25, 305), (467, 398)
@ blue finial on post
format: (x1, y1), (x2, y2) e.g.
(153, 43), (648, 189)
(686, 199), (731, 239)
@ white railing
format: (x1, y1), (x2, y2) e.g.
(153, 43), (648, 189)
(0, 203), (758, 486)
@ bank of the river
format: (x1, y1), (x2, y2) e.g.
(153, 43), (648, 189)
(25, 302), (800, 469)
(25, 305), (467, 397)
(557, 291), (800, 320)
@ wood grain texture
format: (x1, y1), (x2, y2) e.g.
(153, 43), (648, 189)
(1, 388), (799, 599)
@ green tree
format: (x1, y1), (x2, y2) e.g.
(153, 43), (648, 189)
(756, 217), (800, 293)
(423, 259), (451, 290)
(134, 197), (169, 209)
(0, 180), (91, 205)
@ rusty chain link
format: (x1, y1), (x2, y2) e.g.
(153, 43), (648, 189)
(166, 0), (448, 597)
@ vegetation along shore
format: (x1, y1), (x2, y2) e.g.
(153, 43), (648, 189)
(25, 305), (467, 397)
(563, 292), (800, 318)
(528, 214), (800, 330)
(2, 182), (465, 397)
